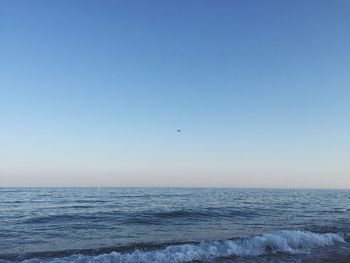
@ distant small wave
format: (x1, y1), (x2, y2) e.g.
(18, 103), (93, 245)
(21, 230), (344, 263)
(21, 207), (261, 226)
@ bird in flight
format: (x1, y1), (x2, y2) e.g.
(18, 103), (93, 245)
(177, 129), (181, 133)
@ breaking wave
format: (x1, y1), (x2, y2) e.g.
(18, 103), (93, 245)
(22, 230), (344, 263)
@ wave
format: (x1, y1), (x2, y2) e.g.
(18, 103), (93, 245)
(21, 230), (344, 263)
(22, 207), (261, 226)
(151, 208), (260, 220)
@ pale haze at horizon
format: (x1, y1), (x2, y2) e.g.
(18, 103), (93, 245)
(0, 0), (349, 188)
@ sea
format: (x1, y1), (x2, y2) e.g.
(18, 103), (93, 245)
(0, 188), (349, 263)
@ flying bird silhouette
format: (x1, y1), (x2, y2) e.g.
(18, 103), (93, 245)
(177, 129), (181, 133)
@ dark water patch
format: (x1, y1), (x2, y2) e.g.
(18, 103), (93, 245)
(61, 199), (110, 204)
(20, 210), (131, 225)
(222, 208), (264, 218)
(153, 209), (216, 219)
(22, 214), (99, 224)
(55, 205), (96, 209)
(152, 207), (262, 220)
(125, 216), (161, 225)
(122, 207), (264, 226)
(0, 200), (26, 204)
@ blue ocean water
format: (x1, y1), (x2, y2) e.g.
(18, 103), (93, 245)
(0, 188), (349, 263)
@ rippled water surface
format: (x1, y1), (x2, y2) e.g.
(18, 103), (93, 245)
(0, 188), (349, 262)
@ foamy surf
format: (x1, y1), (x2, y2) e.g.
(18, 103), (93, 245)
(22, 230), (345, 263)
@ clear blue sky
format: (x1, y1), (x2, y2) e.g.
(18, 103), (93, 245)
(1, 0), (349, 187)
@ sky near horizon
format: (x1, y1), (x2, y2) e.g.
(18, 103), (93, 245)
(0, 0), (349, 187)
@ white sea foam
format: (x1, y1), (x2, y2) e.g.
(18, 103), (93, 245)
(23, 230), (344, 263)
